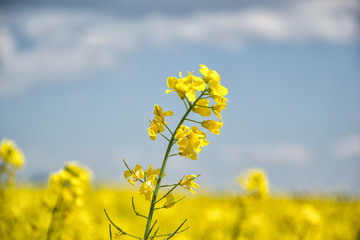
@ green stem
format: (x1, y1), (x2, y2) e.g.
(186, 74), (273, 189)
(46, 195), (63, 240)
(143, 91), (206, 240)
(185, 118), (202, 124)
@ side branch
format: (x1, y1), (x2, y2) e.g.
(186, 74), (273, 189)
(166, 219), (188, 239)
(132, 197), (148, 219)
(104, 209), (142, 240)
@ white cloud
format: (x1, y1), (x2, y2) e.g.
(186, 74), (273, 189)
(334, 135), (360, 160)
(0, 0), (358, 96)
(224, 143), (312, 165)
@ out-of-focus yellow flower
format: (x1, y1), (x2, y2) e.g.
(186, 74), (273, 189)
(0, 138), (25, 168)
(163, 193), (175, 209)
(301, 204), (322, 226)
(148, 105), (173, 141)
(237, 169), (269, 198)
(201, 120), (223, 135)
(49, 162), (91, 206)
(199, 64), (221, 83)
(193, 99), (212, 117)
(124, 164), (145, 185)
(180, 175), (199, 194)
(166, 72), (206, 102)
(140, 174), (157, 201)
(175, 125), (209, 160)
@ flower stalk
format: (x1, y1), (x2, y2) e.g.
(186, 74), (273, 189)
(105, 64), (228, 239)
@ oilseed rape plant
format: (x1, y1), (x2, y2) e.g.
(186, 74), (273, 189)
(105, 64), (228, 240)
(47, 162), (91, 240)
(0, 138), (25, 189)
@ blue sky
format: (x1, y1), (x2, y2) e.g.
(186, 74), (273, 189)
(1, 0), (359, 192)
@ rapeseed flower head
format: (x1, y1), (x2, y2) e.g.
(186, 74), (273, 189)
(148, 105), (173, 141)
(166, 72), (206, 102)
(237, 169), (269, 198)
(49, 162), (90, 206)
(180, 175), (199, 194)
(124, 164), (145, 185)
(175, 125), (209, 160)
(0, 138), (25, 168)
(201, 120), (223, 135)
(140, 174), (157, 201)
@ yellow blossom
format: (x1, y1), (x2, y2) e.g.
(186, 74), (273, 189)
(209, 79), (229, 104)
(175, 125), (209, 160)
(148, 105), (173, 141)
(199, 64), (221, 83)
(145, 164), (164, 178)
(140, 174), (157, 201)
(49, 162), (91, 206)
(0, 138), (25, 168)
(237, 169), (269, 198)
(153, 104), (173, 125)
(124, 164), (145, 185)
(166, 72), (206, 102)
(148, 123), (160, 141)
(180, 175), (199, 194)
(211, 101), (227, 119)
(201, 120), (223, 135)
(193, 99), (211, 117)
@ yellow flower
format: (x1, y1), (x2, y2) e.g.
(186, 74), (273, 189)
(211, 101), (227, 119)
(140, 174), (157, 201)
(301, 204), (322, 226)
(148, 123), (160, 141)
(148, 105), (173, 141)
(201, 120), (223, 135)
(145, 164), (164, 178)
(193, 99), (211, 117)
(0, 138), (25, 168)
(199, 64), (221, 83)
(209, 79), (229, 104)
(49, 162), (90, 206)
(175, 125), (209, 160)
(180, 175), (199, 194)
(153, 104), (173, 125)
(166, 72), (206, 102)
(124, 164), (145, 185)
(237, 169), (269, 198)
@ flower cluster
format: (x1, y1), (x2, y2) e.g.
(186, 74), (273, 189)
(237, 169), (269, 199)
(175, 125), (209, 160)
(147, 105), (173, 141)
(0, 138), (25, 187)
(148, 64), (228, 159)
(0, 138), (25, 168)
(49, 162), (91, 207)
(166, 72), (207, 102)
(124, 163), (163, 201)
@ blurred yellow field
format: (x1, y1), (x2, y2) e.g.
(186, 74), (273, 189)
(1, 185), (359, 240)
